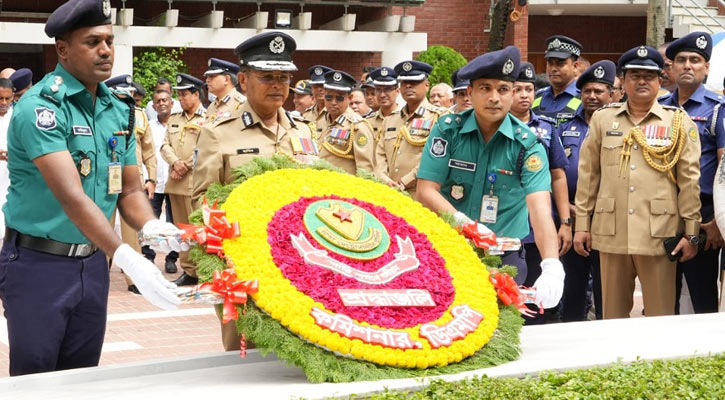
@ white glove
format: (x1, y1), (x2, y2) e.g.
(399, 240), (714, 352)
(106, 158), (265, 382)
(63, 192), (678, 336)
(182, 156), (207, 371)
(114, 244), (180, 310)
(141, 219), (188, 252)
(533, 258), (565, 308)
(453, 211), (474, 227)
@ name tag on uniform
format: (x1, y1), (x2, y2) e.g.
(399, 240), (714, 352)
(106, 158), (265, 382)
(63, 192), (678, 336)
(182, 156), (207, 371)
(557, 112), (574, 119)
(108, 162), (123, 194)
(448, 159), (476, 172)
(561, 130), (580, 137)
(387, 127), (397, 132)
(238, 148), (259, 154)
(606, 131), (623, 136)
(72, 126), (92, 136)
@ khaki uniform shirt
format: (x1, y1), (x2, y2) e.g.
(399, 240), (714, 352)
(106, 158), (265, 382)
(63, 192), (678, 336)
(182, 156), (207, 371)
(134, 107), (157, 186)
(160, 105), (206, 196)
(303, 104), (327, 141)
(205, 88), (246, 122)
(574, 101), (701, 256)
(192, 101), (316, 205)
(374, 99), (447, 195)
(317, 107), (376, 175)
(367, 108), (400, 144)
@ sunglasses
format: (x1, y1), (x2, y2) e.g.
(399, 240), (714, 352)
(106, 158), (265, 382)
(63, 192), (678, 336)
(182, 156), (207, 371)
(252, 72), (292, 85)
(325, 94), (346, 102)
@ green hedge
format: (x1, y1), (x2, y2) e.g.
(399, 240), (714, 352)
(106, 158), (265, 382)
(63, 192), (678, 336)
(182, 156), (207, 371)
(363, 354), (725, 399)
(416, 45), (467, 90)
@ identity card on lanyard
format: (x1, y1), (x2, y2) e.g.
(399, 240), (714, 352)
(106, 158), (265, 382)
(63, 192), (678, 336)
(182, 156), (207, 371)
(480, 172), (498, 224)
(108, 137), (123, 194)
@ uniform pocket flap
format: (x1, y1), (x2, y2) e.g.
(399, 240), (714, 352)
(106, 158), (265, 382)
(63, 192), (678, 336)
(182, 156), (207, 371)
(594, 197), (615, 213)
(651, 199), (676, 215)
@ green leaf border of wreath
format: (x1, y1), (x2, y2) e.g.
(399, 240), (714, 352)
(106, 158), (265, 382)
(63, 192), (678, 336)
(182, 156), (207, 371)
(188, 154), (524, 383)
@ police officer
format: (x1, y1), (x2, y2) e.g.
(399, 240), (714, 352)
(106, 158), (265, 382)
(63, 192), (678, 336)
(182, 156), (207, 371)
(317, 70), (375, 175)
(366, 67), (400, 143)
(417, 46), (564, 307)
(291, 79), (315, 114)
(661, 32), (725, 314)
(192, 31), (316, 351)
(106, 74), (162, 291)
(574, 46), (701, 319)
(303, 64), (332, 134)
(204, 57), (246, 120)
(0, 0), (179, 376)
(161, 73), (206, 286)
(533, 35), (583, 126)
(510, 62), (571, 296)
(362, 75), (380, 113)
(9, 68), (33, 102)
(450, 69), (472, 113)
(374, 60), (446, 198)
(558, 60), (616, 321)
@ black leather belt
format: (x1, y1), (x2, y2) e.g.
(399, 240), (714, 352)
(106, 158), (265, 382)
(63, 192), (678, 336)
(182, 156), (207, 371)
(5, 228), (98, 258)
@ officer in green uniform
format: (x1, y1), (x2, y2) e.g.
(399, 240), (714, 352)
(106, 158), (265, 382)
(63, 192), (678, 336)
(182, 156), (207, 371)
(0, 0), (180, 376)
(417, 46), (565, 307)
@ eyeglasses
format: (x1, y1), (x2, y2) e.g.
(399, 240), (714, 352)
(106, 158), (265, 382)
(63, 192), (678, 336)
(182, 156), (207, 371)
(325, 94), (346, 102)
(251, 72), (292, 85)
(374, 86), (398, 94)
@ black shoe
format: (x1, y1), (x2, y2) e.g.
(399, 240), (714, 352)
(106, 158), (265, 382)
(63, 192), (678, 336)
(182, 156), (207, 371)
(128, 285), (141, 295)
(172, 272), (198, 286)
(165, 259), (178, 274)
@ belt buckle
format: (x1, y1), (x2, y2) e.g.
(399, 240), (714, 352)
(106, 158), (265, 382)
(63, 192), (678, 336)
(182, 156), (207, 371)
(68, 243), (93, 257)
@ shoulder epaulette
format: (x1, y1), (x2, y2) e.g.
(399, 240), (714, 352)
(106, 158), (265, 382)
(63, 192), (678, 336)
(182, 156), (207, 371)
(304, 104), (316, 113)
(657, 93), (671, 103)
(345, 112), (362, 124)
(513, 124), (539, 149)
(40, 75), (66, 105)
(704, 90), (724, 102)
(603, 102), (623, 109)
(661, 104), (681, 111)
(287, 110), (309, 128)
(535, 87), (548, 96)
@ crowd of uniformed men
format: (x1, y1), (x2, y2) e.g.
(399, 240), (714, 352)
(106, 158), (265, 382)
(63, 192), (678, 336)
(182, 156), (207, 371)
(0, 0), (723, 378)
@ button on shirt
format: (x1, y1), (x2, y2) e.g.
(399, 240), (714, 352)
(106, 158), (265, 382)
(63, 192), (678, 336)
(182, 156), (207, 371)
(4, 64), (136, 244)
(659, 85), (725, 197)
(149, 118), (170, 193)
(417, 109), (551, 239)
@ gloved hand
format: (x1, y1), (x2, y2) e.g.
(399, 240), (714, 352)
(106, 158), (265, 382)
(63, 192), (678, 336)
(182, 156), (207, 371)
(533, 258), (565, 308)
(114, 244), (180, 310)
(141, 219), (188, 252)
(453, 211), (474, 227)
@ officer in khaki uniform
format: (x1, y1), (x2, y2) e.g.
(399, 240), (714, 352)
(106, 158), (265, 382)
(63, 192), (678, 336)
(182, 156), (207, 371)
(105, 74), (161, 291)
(303, 65), (332, 138)
(317, 70), (375, 175)
(161, 73), (206, 286)
(574, 46), (702, 319)
(366, 66), (400, 144)
(374, 60), (446, 198)
(204, 57), (246, 120)
(193, 31), (316, 351)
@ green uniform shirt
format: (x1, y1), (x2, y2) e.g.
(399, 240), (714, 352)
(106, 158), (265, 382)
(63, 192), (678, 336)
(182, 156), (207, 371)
(417, 109), (551, 239)
(4, 64), (137, 244)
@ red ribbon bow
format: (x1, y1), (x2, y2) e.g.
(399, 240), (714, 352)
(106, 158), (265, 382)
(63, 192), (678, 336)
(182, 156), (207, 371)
(199, 268), (259, 324)
(489, 271), (540, 317)
(178, 198), (241, 256)
(457, 222), (497, 250)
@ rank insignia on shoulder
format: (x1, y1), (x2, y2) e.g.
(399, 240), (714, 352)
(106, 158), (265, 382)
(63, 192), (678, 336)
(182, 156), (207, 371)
(444, 117), (452, 124)
(430, 137), (448, 158)
(336, 115), (347, 125)
(34, 107), (57, 130)
(242, 111), (254, 127)
(238, 148), (259, 154)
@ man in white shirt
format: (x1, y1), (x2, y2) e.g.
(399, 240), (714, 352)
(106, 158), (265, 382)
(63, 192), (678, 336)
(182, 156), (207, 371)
(141, 89), (178, 272)
(144, 78), (182, 122)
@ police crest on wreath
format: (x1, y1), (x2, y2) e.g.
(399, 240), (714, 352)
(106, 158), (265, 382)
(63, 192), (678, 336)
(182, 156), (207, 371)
(637, 46), (648, 58)
(402, 62), (412, 72)
(525, 67), (533, 79)
(269, 36), (285, 54)
(381, 68), (388, 77)
(594, 66), (605, 79)
(502, 59), (514, 76)
(430, 137), (448, 158)
(696, 35), (707, 50)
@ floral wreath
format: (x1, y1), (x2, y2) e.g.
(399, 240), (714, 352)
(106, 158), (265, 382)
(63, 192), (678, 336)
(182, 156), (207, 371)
(190, 155), (523, 383)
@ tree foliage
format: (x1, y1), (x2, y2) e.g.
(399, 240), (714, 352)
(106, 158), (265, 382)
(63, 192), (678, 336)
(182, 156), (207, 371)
(132, 47), (187, 106)
(416, 45), (468, 90)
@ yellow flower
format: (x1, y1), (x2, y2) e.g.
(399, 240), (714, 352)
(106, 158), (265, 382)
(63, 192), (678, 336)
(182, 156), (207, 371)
(221, 169), (499, 369)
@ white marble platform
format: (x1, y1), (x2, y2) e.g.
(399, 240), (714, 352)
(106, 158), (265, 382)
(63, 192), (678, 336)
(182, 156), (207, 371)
(2, 312), (724, 400)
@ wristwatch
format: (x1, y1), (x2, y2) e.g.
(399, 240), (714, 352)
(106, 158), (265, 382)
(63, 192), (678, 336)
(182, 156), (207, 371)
(687, 234), (699, 246)
(560, 217), (573, 225)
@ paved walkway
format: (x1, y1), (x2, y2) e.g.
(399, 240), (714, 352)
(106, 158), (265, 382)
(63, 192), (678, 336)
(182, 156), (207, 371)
(0, 256), (223, 377)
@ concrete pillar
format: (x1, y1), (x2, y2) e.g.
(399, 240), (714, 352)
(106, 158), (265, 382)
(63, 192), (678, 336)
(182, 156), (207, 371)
(112, 43), (134, 77)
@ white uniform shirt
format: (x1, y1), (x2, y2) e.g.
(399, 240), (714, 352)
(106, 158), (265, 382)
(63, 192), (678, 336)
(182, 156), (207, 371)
(149, 117), (170, 194)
